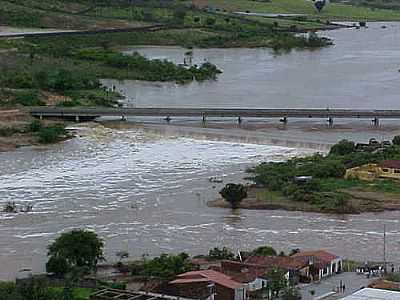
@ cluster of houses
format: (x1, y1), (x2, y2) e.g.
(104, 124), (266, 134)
(89, 249), (343, 300)
(159, 250), (342, 300)
(345, 160), (400, 181)
(89, 248), (400, 300)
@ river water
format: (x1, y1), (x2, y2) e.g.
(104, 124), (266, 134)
(1, 22), (400, 280)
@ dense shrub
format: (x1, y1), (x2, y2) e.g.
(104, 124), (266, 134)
(38, 124), (67, 144)
(208, 247), (236, 260)
(330, 139), (356, 156)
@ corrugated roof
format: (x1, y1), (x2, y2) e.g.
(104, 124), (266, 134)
(340, 288), (400, 300)
(171, 270), (243, 290)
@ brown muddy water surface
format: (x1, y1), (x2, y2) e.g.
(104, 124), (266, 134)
(1, 22), (400, 280)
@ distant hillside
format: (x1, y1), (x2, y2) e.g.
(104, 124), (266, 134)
(1, 0), (400, 30)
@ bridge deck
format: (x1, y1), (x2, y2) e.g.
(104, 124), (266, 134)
(29, 107), (400, 119)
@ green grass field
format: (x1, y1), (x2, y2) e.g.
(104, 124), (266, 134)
(196, 0), (400, 21)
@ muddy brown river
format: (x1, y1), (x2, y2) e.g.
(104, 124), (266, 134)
(1, 22), (400, 280)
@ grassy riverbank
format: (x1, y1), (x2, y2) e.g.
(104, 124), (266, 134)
(210, 139), (400, 214)
(196, 0), (400, 21)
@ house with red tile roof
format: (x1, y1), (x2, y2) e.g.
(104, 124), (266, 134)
(169, 270), (246, 300)
(218, 260), (269, 292)
(292, 250), (342, 280)
(244, 256), (310, 284)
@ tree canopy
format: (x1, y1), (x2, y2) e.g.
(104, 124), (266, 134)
(253, 245), (277, 256)
(46, 229), (104, 276)
(219, 183), (248, 208)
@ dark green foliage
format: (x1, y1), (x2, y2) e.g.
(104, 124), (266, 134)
(282, 287), (302, 300)
(46, 256), (71, 277)
(252, 246), (277, 256)
(0, 282), (18, 300)
(38, 124), (67, 144)
(14, 90), (45, 106)
(250, 140), (400, 212)
(219, 183), (248, 208)
(141, 253), (193, 280)
(28, 120), (43, 132)
(74, 50), (221, 82)
(0, 69), (100, 93)
(46, 229), (104, 276)
(208, 247), (236, 260)
(265, 268), (287, 297)
(206, 17), (216, 26)
(393, 136), (400, 146)
(35, 69), (100, 92)
(330, 139), (356, 156)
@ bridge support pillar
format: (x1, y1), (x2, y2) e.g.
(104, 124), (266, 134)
(328, 117), (333, 127)
(202, 114), (206, 123)
(39, 115), (43, 121)
(75, 115), (80, 122)
(280, 116), (288, 124)
(372, 117), (379, 127)
(238, 116), (242, 124)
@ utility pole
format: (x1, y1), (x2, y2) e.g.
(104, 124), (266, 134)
(384, 224), (387, 274)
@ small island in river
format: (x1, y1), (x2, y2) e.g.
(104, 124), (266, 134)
(209, 138), (400, 214)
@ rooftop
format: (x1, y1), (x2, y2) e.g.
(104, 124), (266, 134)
(244, 255), (308, 271)
(219, 260), (267, 283)
(380, 160), (400, 169)
(292, 250), (339, 263)
(170, 270), (243, 290)
(340, 288), (400, 300)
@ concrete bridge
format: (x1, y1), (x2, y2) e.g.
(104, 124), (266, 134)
(29, 107), (400, 125)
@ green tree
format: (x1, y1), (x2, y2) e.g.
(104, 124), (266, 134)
(219, 183), (247, 209)
(253, 246), (277, 256)
(208, 247), (235, 260)
(29, 120), (43, 132)
(393, 136), (400, 146)
(282, 287), (302, 300)
(46, 229), (104, 276)
(141, 253), (192, 280)
(206, 17), (216, 26)
(329, 139), (356, 156)
(38, 124), (66, 144)
(265, 268), (287, 298)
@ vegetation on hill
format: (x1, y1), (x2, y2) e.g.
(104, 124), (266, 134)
(196, 0), (400, 21)
(331, 0), (400, 11)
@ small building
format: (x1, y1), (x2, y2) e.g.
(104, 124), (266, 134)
(218, 260), (268, 292)
(340, 287), (400, 299)
(169, 270), (246, 300)
(345, 160), (400, 181)
(292, 250), (342, 281)
(378, 160), (400, 179)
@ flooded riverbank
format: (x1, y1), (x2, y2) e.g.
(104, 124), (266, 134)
(1, 22), (400, 280)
